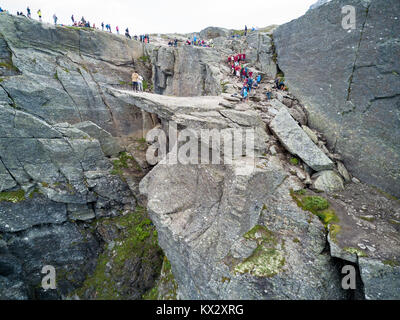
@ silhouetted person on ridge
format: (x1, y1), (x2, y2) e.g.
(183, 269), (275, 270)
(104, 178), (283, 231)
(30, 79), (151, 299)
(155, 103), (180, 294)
(125, 28), (131, 39)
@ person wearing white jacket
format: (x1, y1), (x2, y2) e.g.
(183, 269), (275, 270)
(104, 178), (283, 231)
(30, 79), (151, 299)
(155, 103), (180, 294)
(138, 75), (144, 92)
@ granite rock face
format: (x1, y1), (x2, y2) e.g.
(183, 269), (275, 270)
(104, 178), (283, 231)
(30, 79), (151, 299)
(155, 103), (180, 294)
(148, 45), (222, 97)
(0, 13), (152, 138)
(0, 103), (137, 299)
(140, 159), (346, 300)
(0, 14), (164, 300)
(273, 0), (400, 197)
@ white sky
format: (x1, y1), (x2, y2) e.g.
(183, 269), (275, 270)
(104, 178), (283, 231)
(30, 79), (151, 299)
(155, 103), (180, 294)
(1, 0), (317, 35)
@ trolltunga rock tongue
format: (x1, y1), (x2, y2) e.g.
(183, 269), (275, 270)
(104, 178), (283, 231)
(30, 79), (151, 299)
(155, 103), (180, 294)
(269, 108), (334, 171)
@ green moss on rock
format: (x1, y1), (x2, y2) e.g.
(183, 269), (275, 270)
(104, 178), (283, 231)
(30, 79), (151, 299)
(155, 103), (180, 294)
(143, 256), (178, 300)
(0, 189), (26, 203)
(290, 157), (299, 166)
(290, 190), (339, 228)
(343, 247), (368, 258)
(383, 260), (400, 268)
(74, 206), (163, 300)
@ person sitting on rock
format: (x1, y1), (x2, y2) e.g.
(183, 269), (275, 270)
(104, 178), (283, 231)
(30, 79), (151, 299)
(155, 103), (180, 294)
(256, 74), (262, 84)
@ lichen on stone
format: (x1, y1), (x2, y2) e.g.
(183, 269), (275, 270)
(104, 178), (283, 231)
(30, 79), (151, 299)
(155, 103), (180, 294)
(234, 225), (285, 278)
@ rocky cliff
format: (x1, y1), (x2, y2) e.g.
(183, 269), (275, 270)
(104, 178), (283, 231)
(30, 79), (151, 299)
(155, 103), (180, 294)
(274, 0), (400, 198)
(0, 5), (399, 301)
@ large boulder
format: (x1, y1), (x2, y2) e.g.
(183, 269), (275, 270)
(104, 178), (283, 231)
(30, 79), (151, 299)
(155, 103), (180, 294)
(273, 0), (400, 197)
(199, 27), (231, 40)
(269, 108), (334, 171)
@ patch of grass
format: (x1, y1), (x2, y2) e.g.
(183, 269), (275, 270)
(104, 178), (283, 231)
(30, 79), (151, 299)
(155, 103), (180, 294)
(389, 219), (400, 226)
(142, 256), (178, 300)
(143, 79), (151, 91)
(293, 238), (300, 244)
(28, 188), (42, 199)
(0, 61), (19, 72)
(220, 80), (229, 93)
(75, 206), (162, 300)
(290, 157), (299, 166)
(221, 277), (231, 283)
(111, 152), (137, 176)
(0, 190), (26, 203)
(343, 247), (368, 258)
(383, 260), (400, 268)
(329, 224), (341, 243)
(360, 216), (376, 223)
(139, 55), (150, 63)
(0, 78), (3, 83)
(291, 190), (340, 230)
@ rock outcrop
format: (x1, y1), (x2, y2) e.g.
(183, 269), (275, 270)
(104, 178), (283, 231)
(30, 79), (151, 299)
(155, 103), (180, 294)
(273, 0), (400, 198)
(0, 14), (163, 300)
(147, 45), (223, 97)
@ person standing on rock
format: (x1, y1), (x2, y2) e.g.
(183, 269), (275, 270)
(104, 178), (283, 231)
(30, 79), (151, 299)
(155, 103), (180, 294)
(242, 87), (248, 101)
(265, 87), (272, 100)
(101, 22), (104, 31)
(53, 14), (58, 25)
(116, 26), (119, 34)
(37, 9), (42, 22)
(125, 28), (131, 39)
(27, 7), (31, 18)
(71, 15), (75, 24)
(131, 71), (139, 92)
(138, 75), (144, 92)
(245, 25), (248, 36)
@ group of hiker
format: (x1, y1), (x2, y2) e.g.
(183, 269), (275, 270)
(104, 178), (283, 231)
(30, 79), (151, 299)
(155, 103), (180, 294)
(186, 35), (213, 48)
(5, 7), (142, 41)
(131, 72), (145, 92)
(139, 35), (150, 43)
(168, 39), (179, 47)
(227, 53), (279, 102)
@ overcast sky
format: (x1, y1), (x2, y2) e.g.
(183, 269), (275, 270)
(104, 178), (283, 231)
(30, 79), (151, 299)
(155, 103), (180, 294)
(2, 0), (317, 35)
